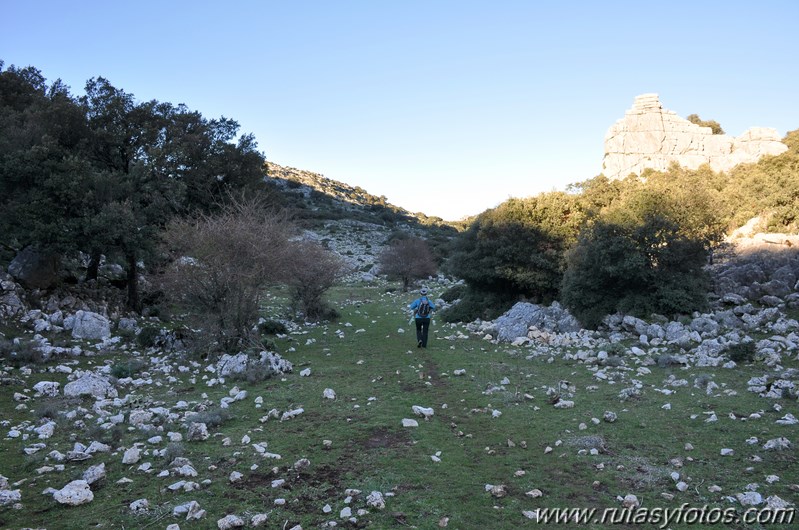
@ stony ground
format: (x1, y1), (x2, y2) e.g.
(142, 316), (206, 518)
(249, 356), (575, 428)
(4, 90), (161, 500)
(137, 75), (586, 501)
(0, 279), (797, 529)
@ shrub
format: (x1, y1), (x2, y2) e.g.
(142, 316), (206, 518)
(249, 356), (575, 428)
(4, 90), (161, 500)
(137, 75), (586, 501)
(440, 284), (467, 303)
(378, 237), (437, 291)
(445, 194), (583, 305)
(186, 407), (230, 429)
(561, 214), (710, 329)
(726, 342), (756, 363)
(287, 241), (348, 321)
(110, 358), (147, 379)
(439, 288), (517, 323)
(656, 354), (679, 368)
(259, 319), (288, 336)
(34, 400), (63, 422)
(0, 338), (46, 367)
(227, 362), (280, 384)
(160, 195), (296, 351)
(136, 327), (160, 348)
(162, 442), (185, 461)
(694, 374), (713, 388)
(85, 424), (125, 447)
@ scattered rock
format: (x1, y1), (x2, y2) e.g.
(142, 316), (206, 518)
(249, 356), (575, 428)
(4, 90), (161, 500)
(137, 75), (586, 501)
(217, 514), (245, 529)
(53, 480), (94, 506)
(366, 490), (386, 509)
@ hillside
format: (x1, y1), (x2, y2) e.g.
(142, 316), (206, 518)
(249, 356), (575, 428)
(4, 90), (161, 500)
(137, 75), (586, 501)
(265, 162), (453, 228)
(264, 161), (458, 273)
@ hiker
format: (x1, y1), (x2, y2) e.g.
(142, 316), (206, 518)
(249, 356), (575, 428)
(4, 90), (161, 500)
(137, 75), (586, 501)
(409, 287), (436, 348)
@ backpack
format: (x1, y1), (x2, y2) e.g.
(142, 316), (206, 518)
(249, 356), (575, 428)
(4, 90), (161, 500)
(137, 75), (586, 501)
(417, 298), (431, 318)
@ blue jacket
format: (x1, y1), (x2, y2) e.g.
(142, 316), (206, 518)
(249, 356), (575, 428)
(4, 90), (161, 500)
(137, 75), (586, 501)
(409, 296), (435, 319)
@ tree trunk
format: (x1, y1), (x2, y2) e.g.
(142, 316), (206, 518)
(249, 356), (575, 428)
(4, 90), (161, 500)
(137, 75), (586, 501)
(86, 249), (101, 281)
(126, 251), (140, 312)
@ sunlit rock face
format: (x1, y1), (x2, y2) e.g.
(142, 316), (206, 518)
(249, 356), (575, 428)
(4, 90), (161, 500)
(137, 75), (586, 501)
(602, 93), (787, 179)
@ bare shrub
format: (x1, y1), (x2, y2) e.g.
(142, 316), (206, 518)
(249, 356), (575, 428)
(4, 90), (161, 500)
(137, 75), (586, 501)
(288, 241), (348, 320)
(378, 237), (437, 291)
(161, 195), (296, 352)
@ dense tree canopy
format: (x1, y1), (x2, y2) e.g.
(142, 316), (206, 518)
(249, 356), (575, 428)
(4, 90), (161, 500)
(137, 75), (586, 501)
(0, 62), (267, 310)
(446, 193), (583, 306)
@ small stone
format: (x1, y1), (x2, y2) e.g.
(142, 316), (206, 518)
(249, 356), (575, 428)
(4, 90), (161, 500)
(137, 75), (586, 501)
(129, 498), (149, 513)
(412, 405), (434, 419)
(122, 447), (141, 464)
(486, 484), (506, 498)
(366, 490), (386, 509)
(83, 463), (106, 485)
(251, 513), (269, 527)
(763, 437), (792, 451)
(622, 494), (639, 508)
(217, 514), (245, 529)
(737, 491), (763, 506)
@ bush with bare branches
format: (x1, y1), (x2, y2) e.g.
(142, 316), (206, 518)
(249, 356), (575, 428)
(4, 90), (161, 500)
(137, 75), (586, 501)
(288, 241), (348, 320)
(378, 237), (437, 291)
(161, 196), (295, 352)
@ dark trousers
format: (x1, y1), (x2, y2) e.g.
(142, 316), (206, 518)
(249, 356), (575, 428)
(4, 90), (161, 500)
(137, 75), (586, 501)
(415, 318), (431, 347)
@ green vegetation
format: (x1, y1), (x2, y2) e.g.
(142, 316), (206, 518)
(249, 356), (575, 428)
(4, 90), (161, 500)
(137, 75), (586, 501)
(444, 193), (583, 320)
(444, 131), (798, 325)
(0, 284), (796, 529)
(686, 113), (725, 135)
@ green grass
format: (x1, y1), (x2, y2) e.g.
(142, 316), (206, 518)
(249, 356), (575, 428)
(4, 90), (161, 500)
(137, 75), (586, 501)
(0, 283), (797, 529)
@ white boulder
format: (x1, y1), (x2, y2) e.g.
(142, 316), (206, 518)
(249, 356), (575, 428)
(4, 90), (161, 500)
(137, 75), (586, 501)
(53, 480), (94, 506)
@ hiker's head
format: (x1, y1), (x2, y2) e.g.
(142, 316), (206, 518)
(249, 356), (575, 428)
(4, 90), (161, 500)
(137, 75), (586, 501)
(420, 287), (429, 296)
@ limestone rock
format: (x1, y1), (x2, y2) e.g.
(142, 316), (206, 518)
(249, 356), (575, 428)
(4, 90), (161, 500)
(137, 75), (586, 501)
(8, 247), (59, 289)
(251, 513), (269, 526)
(53, 480), (94, 506)
(763, 437), (792, 451)
(122, 447), (141, 465)
(33, 381), (60, 397)
(64, 373), (117, 399)
(0, 489), (22, 507)
(217, 514), (245, 529)
(187, 422), (210, 441)
(366, 490), (386, 509)
(216, 351), (292, 378)
(412, 405), (434, 419)
(129, 498), (149, 513)
(603, 94), (787, 180)
(82, 463), (106, 484)
(70, 310), (111, 340)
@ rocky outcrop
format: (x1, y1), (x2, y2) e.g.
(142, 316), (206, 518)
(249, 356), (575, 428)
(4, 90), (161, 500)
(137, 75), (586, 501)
(603, 94), (787, 179)
(67, 310), (111, 340)
(8, 247), (60, 290)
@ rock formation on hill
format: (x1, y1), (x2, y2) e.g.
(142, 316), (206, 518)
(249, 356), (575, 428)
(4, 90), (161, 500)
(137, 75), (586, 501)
(602, 93), (787, 179)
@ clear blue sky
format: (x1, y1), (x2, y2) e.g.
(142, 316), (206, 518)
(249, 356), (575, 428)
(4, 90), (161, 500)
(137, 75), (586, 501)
(3, 1), (798, 220)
